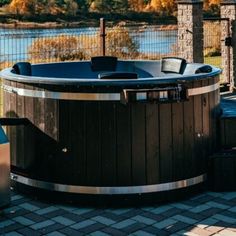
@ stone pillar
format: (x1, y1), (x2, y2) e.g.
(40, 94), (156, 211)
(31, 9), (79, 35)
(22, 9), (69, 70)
(177, 0), (203, 63)
(221, 0), (236, 90)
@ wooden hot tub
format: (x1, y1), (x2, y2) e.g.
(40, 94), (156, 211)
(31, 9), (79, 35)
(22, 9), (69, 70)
(0, 57), (221, 201)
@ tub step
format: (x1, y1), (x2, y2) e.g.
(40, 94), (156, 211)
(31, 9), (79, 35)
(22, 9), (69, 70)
(220, 93), (236, 148)
(208, 149), (236, 191)
(0, 125), (10, 208)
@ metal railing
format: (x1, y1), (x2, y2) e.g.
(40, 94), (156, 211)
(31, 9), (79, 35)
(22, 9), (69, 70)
(0, 21), (178, 68)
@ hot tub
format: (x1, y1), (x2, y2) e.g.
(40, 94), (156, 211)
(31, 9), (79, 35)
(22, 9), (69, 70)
(0, 57), (221, 201)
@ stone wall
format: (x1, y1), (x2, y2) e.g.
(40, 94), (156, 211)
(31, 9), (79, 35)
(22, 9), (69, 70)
(177, 0), (203, 63)
(221, 1), (236, 89)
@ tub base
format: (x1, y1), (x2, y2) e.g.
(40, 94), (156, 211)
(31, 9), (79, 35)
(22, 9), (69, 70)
(11, 179), (207, 206)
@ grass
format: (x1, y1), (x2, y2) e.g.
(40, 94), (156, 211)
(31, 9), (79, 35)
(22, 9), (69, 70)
(204, 56), (221, 69)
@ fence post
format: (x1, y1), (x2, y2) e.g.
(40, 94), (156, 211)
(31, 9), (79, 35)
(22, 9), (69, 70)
(176, 0), (204, 63)
(100, 18), (106, 56)
(221, 0), (236, 90)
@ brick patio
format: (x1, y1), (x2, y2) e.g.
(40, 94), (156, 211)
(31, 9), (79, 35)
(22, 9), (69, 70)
(1, 190), (236, 235)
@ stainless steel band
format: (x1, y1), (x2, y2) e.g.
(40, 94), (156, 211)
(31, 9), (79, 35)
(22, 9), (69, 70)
(2, 83), (219, 101)
(11, 173), (206, 194)
(188, 83), (219, 96)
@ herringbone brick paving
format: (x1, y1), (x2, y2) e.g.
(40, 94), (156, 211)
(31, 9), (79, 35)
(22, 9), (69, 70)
(1, 191), (236, 235)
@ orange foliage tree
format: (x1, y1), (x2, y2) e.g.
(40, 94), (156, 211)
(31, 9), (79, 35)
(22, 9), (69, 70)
(128, 0), (145, 12)
(145, 0), (176, 15)
(8, 0), (37, 16)
(204, 0), (220, 11)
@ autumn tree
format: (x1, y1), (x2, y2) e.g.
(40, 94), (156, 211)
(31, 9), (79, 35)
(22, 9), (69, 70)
(145, 0), (176, 15)
(75, 0), (90, 12)
(128, 0), (145, 12)
(8, 0), (37, 16)
(64, 0), (78, 16)
(28, 26), (139, 62)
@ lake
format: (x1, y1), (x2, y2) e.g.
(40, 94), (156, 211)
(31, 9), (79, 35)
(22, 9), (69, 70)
(0, 26), (177, 63)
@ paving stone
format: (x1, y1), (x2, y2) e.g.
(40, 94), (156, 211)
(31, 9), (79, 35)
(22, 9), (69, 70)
(175, 226), (197, 236)
(35, 206), (59, 215)
(220, 192), (236, 200)
(4, 208), (30, 218)
(13, 216), (35, 226)
(212, 197), (235, 207)
(4, 232), (23, 236)
(28, 200), (49, 209)
(206, 225), (225, 234)
(226, 227), (236, 232)
(79, 209), (105, 219)
(172, 214), (198, 225)
(30, 220), (55, 230)
(132, 230), (156, 236)
(62, 212), (84, 222)
(165, 221), (190, 233)
(120, 209), (144, 218)
(11, 195), (25, 201)
(70, 219), (97, 230)
(151, 205), (173, 214)
(213, 220), (231, 228)
(24, 213), (47, 223)
(105, 208), (133, 215)
(46, 232), (66, 236)
(190, 194), (215, 203)
(89, 231), (110, 236)
(207, 192), (224, 198)
(80, 223), (105, 234)
(189, 204), (211, 213)
(91, 216), (116, 226)
(140, 211), (166, 221)
(17, 227), (42, 236)
(220, 210), (236, 219)
(12, 198), (31, 206)
(189, 226), (214, 236)
(153, 218), (177, 229)
(196, 217), (219, 229)
(181, 209), (206, 221)
(0, 223), (24, 234)
(122, 222), (147, 234)
(37, 223), (65, 234)
(142, 226), (169, 236)
(102, 227), (127, 236)
(197, 208), (222, 218)
(161, 207), (183, 217)
(131, 215), (156, 225)
(170, 203), (192, 210)
(112, 219), (136, 229)
(212, 214), (236, 224)
(51, 216), (75, 226)
(72, 208), (96, 215)
(206, 201), (230, 210)
(59, 227), (84, 236)
(19, 203), (40, 212)
(218, 229), (236, 236)
(0, 219), (15, 228)
(58, 205), (78, 212)
(44, 209), (69, 219)
(3, 206), (21, 214)
(228, 206), (236, 213)
(100, 212), (124, 222)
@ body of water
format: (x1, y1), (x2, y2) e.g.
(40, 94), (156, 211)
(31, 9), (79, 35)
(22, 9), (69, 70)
(0, 26), (177, 63)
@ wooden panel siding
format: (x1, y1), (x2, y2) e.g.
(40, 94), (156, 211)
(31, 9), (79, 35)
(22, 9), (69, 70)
(3, 76), (220, 188)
